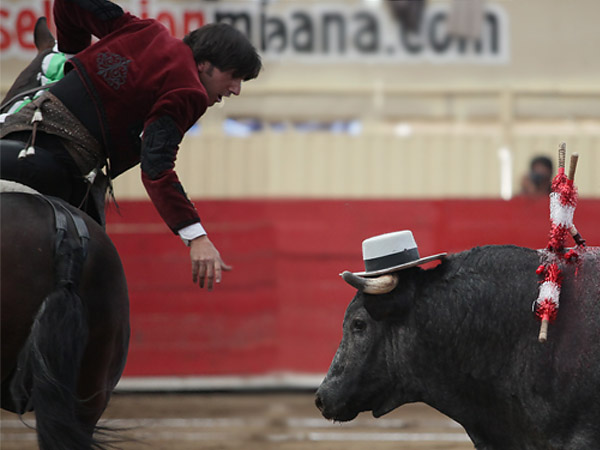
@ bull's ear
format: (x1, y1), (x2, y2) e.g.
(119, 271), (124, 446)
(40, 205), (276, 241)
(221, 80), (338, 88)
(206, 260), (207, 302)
(363, 272), (417, 321)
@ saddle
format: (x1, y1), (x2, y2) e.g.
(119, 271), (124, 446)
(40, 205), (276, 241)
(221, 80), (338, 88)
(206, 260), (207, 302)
(0, 139), (108, 226)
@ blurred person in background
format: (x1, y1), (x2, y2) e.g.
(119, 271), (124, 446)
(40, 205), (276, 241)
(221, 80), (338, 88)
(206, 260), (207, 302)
(0, 0), (262, 291)
(519, 155), (553, 197)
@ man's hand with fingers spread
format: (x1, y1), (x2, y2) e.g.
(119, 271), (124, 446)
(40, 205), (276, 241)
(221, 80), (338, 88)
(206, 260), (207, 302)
(189, 235), (232, 291)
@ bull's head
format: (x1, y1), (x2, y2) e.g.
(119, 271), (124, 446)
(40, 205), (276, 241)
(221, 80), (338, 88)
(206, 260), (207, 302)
(315, 268), (422, 421)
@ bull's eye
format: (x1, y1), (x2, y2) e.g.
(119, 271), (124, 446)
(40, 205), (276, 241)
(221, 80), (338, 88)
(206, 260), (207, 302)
(352, 318), (367, 332)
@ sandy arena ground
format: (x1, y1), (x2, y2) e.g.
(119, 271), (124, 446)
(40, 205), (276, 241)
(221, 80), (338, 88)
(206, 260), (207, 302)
(1, 392), (474, 449)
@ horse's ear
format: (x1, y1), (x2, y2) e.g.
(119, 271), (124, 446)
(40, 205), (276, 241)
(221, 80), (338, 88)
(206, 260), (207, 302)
(34, 17), (56, 53)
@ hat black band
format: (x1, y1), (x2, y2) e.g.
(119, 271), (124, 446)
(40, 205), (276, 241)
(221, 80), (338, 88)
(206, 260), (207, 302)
(364, 247), (420, 272)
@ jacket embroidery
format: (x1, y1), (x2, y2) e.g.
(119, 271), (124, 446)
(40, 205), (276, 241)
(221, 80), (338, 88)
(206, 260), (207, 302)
(96, 52), (131, 90)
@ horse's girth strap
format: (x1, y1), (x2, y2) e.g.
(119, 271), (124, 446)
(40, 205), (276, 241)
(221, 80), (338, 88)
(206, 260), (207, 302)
(40, 196), (90, 286)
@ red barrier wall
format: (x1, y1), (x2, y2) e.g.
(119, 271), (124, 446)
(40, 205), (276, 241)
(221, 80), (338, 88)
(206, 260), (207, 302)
(106, 198), (600, 377)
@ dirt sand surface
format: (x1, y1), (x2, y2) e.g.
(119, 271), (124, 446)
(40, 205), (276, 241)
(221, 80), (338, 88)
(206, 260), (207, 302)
(1, 392), (473, 449)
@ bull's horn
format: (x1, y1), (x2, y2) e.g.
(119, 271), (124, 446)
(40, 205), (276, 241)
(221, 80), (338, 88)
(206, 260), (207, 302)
(341, 271), (399, 295)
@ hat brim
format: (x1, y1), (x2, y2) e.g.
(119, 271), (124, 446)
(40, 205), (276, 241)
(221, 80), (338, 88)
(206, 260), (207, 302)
(350, 253), (447, 277)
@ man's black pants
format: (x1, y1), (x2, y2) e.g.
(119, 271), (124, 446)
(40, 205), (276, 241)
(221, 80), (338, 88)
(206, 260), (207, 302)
(0, 131), (100, 223)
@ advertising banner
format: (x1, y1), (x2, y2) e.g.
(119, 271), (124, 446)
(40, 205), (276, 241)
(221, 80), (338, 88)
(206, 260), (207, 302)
(1, 0), (509, 63)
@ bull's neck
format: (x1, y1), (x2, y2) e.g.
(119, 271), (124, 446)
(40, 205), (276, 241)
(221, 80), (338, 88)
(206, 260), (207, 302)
(407, 246), (541, 445)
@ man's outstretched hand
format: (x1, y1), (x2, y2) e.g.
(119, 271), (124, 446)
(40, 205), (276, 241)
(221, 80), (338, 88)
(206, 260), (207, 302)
(189, 235), (232, 291)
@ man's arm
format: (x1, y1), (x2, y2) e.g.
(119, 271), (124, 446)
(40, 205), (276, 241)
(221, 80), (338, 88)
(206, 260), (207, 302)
(141, 115), (231, 290)
(53, 0), (128, 54)
(140, 116), (201, 231)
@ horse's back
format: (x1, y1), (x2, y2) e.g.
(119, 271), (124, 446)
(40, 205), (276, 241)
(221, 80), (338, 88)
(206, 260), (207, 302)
(1, 192), (56, 378)
(75, 202), (130, 395)
(1, 189), (129, 399)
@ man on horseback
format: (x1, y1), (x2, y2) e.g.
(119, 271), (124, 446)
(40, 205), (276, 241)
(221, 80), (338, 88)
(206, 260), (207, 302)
(0, 0), (262, 291)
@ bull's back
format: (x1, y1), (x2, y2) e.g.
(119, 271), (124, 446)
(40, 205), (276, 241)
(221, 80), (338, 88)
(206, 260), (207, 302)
(553, 247), (600, 372)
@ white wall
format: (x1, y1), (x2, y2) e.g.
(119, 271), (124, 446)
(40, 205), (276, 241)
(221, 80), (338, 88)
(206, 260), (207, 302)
(2, 0), (599, 198)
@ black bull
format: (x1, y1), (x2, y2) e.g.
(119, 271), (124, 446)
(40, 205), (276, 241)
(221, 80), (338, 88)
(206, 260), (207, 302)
(315, 245), (600, 450)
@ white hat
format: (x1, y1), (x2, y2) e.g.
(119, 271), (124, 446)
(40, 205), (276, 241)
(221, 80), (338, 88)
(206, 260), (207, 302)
(350, 230), (446, 277)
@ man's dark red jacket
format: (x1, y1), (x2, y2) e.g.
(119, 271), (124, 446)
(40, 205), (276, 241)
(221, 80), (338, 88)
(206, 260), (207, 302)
(54, 0), (208, 233)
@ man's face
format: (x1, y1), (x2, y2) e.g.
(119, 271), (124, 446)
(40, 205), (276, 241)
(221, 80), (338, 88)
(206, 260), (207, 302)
(197, 62), (243, 106)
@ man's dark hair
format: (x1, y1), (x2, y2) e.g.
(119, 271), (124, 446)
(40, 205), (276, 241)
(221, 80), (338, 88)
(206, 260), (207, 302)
(183, 23), (262, 81)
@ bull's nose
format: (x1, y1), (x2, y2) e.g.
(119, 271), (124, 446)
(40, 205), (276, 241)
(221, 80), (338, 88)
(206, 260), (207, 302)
(315, 393), (325, 412)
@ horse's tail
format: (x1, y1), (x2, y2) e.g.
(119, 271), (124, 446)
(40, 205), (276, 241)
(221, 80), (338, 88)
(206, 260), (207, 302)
(8, 200), (108, 449)
(10, 284), (96, 449)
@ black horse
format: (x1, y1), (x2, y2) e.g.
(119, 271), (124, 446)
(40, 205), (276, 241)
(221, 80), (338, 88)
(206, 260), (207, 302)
(1, 18), (130, 449)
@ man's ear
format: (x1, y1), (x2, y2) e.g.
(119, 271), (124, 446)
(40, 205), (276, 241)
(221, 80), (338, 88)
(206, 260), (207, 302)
(196, 61), (209, 73)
